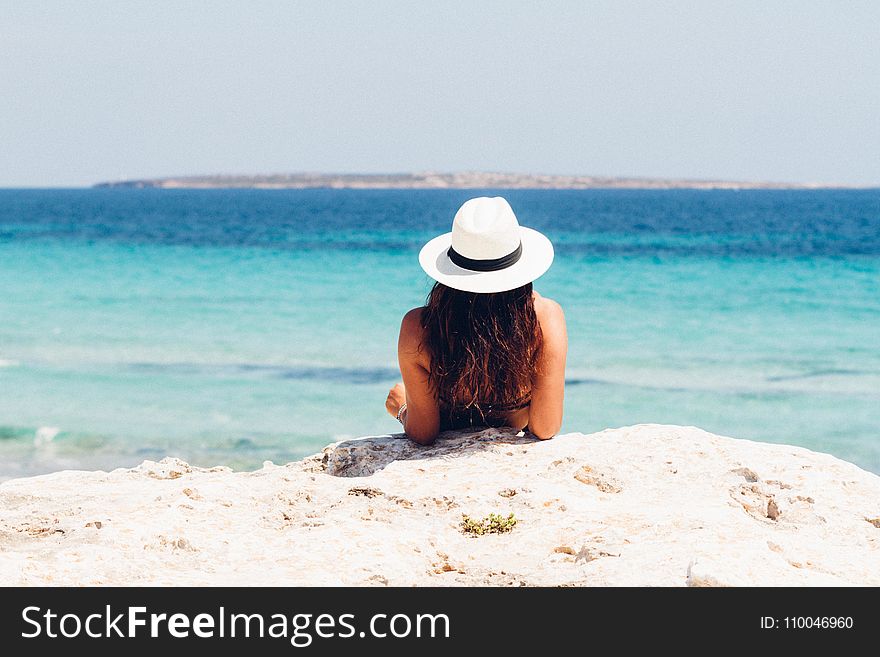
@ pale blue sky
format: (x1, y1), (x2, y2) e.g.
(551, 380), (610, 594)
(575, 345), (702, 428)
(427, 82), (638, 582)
(2, 1), (879, 186)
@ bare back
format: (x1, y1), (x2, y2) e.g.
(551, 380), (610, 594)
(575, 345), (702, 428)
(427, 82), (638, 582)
(395, 291), (567, 444)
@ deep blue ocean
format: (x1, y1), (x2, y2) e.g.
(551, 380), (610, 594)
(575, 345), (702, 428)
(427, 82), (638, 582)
(0, 188), (878, 479)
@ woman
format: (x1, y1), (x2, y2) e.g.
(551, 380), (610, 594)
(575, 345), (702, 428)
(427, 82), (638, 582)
(385, 197), (567, 444)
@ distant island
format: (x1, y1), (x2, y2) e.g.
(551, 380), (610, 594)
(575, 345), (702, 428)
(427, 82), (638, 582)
(93, 172), (846, 190)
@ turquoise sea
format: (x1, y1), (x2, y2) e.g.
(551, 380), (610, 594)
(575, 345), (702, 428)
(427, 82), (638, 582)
(0, 188), (878, 479)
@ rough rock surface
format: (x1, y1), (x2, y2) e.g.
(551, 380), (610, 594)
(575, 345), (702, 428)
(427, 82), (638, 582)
(1, 424), (878, 586)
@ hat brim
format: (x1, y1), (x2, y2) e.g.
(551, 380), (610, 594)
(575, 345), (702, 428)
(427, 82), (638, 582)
(418, 226), (554, 293)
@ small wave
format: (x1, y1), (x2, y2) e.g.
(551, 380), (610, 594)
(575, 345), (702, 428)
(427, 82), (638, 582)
(34, 426), (60, 446)
(766, 368), (873, 382)
(126, 361), (400, 384)
(564, 377), (607, 386)
(0, 426), (33, 441)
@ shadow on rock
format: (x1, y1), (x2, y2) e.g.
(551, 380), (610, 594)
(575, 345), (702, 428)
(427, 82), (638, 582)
(314, 427), (537, 477)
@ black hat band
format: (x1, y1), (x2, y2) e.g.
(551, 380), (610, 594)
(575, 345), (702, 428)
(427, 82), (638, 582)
(447, 242), (523, 272)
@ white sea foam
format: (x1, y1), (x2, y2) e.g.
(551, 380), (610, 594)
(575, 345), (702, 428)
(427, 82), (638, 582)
(34, 426), (60, 446)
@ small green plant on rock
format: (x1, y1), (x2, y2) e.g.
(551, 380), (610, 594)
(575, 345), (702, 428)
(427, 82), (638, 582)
(460, 512), (517, 536)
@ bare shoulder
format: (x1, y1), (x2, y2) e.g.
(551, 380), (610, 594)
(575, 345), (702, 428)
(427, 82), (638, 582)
(534, 294), (565, 326)
(401, 307), (424, 336)
(533, 294), (567, 349)
(399, 307), (426, 355)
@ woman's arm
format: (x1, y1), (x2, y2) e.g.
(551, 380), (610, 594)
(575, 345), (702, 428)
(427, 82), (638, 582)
(527, 298), (568, 439)
(387, 308), (440, 445)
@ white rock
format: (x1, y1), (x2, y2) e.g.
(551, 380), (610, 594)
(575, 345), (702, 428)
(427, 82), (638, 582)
(1, 424), (878, 586)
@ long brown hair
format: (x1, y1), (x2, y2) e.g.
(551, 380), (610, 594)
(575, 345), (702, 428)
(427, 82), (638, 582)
(420, 282), (542, 412)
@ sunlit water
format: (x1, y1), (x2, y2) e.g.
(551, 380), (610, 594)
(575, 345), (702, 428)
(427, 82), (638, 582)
(1, 188), (877, 478)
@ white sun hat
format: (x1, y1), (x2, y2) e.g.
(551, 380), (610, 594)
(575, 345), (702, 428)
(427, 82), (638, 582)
(419, 196), (554, 293)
